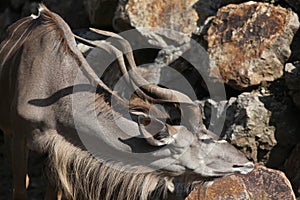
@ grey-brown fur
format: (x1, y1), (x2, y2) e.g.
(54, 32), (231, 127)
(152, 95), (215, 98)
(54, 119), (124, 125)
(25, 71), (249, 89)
(43, 132), (169, 200)
(0, 5), (179, 199)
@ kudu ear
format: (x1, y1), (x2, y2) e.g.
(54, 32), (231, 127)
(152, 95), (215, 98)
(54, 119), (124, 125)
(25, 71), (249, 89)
(132, 112), (176, 146)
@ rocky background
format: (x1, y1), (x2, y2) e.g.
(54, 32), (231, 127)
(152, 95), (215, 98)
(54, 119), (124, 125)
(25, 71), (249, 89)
(1, 0), (300, 199)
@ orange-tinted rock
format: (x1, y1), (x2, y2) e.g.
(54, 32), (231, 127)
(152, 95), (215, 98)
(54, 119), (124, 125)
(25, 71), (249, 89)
(113, 0), (198, 46)
(186, 165), (296, 200)
(193, 0), (246, 27)
(285, 143), (300, 197)
(207, 2), (299, 89)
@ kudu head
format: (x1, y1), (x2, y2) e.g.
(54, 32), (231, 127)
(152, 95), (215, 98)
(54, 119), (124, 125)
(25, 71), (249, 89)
(77, 29), (254, 178)
(128, 96), (254, 178)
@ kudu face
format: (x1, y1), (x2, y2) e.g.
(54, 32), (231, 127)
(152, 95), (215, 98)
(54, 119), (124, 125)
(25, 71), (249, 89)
(135, 110), (254, 177)
(172, 129), (254, 176)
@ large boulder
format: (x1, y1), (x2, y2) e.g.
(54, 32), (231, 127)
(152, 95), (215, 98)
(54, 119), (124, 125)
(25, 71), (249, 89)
(186, 165), (296, 200)
(193, 0), (246, 27)
(207, 2), (299, 89)
(113, 0), (199, 47)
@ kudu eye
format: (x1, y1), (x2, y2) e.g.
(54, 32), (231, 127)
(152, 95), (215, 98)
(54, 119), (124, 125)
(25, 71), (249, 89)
(153, 126), (169, 140)
(137, 115), (175, 146)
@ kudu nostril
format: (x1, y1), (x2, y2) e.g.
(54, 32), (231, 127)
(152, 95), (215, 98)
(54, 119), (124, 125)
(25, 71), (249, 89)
(233, 162), (254, 168)
(232, 162), (254, 174)
(233, 164), (244, 168)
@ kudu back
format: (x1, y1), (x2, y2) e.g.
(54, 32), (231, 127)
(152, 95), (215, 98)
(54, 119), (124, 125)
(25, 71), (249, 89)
(0, 5), (253, 200)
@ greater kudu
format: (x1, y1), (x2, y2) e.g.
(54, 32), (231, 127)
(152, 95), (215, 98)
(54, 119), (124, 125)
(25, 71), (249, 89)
(0, 5), (253, 200)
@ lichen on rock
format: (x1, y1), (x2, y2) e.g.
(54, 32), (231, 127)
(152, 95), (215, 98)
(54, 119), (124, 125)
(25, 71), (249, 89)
(207, 2), (299, 89)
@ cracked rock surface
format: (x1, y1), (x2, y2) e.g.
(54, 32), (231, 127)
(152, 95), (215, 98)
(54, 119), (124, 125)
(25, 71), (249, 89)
(207, 2), (299, 89)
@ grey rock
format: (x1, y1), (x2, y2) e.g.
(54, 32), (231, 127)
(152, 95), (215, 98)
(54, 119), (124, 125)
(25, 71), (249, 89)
(199, 92), (277, 163)
(257, 89), (300, 167)
(199, 88), (300, 167)
(226, 93), (277, 164)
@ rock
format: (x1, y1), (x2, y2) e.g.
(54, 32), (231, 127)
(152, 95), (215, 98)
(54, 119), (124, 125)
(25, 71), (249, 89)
(260, 84), (300, 168)
(84, 0), (118, 28)
(200, 92), (277, 164)
(199, 85), (300, 167)
(285, 143), (300, 196)
(193, 0), (282, 28)
(226, 93), (276, 164)
(193, 0), (246, 28)
(284, 0), (300, 12)
(155, 44), (201, 97)
(207, 2), (299, 89)
(285, 62), (300, 109)
(113, 0), (198, 47)
(139, 45), (188, 85)
(186, 165), (296, 200)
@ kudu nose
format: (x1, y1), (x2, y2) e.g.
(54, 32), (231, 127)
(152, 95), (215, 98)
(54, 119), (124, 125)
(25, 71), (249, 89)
(232, 162), (254, 174)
